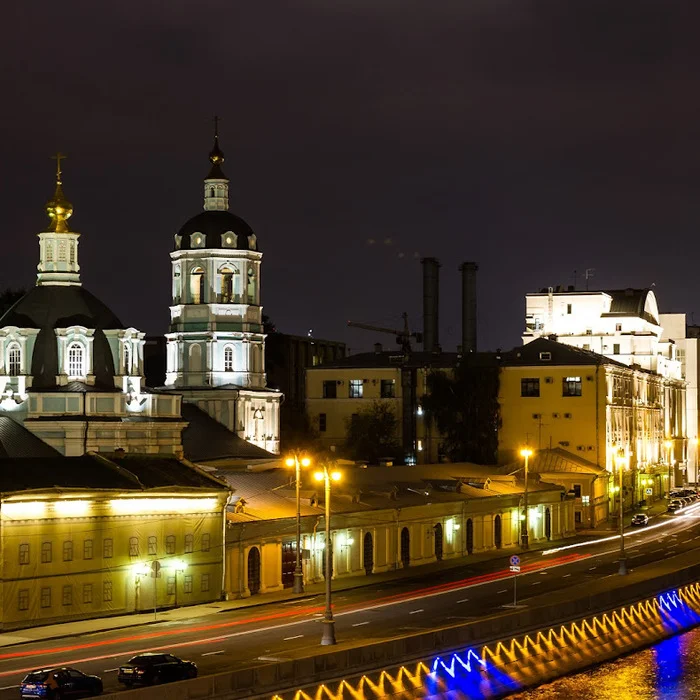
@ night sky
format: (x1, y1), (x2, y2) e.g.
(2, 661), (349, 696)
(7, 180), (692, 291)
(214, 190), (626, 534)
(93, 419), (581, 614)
(3, 2), (700, 354)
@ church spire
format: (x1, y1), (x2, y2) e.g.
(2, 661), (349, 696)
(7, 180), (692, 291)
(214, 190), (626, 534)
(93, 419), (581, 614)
(45, 152), (73, 233)
(203, 116), (229, 211)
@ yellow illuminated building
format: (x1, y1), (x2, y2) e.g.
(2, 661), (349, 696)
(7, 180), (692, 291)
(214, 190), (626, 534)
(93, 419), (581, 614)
(0, 452), (229, 629)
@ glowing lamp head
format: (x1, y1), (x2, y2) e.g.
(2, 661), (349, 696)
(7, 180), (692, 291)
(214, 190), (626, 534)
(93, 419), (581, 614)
(331, 471), (341, 482)
(301, 457), (311, 467)
(285, 457), (295, 467)
(314, 471), (324, 482)
(665, 440), (672, 449)
(519, 448), (533, 459)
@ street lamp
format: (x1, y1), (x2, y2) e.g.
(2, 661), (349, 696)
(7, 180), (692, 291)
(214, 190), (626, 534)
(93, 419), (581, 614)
(285, 453), (311, 593)
(616, 455), (628, 576)
(664, 440), (673, 494)
(314, 464), (341, 645)
(519, 448), (533, 550)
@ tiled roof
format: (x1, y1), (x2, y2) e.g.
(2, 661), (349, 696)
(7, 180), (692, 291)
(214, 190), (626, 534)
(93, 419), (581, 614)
(0, 418), (62, 459)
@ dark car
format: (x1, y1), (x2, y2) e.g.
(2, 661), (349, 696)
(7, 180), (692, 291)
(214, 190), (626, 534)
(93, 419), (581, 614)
(20, 667), (102, 699)
(631, 514), (649, 526)
(667, 500), (683, 514)
(117, 653), (197, 687)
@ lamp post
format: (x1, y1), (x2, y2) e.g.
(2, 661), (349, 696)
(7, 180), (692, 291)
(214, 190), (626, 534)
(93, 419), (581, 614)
(285, 453), (311, 594)
(314, 463), (341, 645)
(665, 439), (673, 495)
(616, 455), (628, 576)
(519, 448), (533, 550)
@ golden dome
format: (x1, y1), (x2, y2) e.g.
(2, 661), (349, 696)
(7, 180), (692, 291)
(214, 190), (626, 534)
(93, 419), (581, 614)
(209, 136), (225, 166)
(45, 153), (73, 233)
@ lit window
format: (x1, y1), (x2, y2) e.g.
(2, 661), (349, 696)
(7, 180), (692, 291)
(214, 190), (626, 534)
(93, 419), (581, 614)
(190, 268), (205, 304)
(67, 342), (84, 377)
(562, 376), (582, 397)
(349, 379), (363, 399)
(183, 575), (193, 593)
(224, 346), (234, 372)
(220, 267), (234, 303)
(7, 345), (21, 375)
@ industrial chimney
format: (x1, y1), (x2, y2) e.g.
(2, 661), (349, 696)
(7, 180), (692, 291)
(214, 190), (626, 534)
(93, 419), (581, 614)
(460, 262), (478, 353)
(421, 257), (440, 353)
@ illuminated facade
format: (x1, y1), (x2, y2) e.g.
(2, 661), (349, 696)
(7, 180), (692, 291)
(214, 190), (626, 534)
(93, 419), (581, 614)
(0, 452), (229, 630)
(0, 159), (186, 456)
(163, 131), (281, 454)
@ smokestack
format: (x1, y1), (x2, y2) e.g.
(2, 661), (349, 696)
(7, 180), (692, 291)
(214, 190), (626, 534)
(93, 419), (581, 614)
(421, 257), (440, 353)
(460, 262), (478, 353)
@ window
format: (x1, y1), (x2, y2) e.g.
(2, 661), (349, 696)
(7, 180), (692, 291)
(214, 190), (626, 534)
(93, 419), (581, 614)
(67, 343), (84, 377)
(62, 585), (72, 606)
(322, 380), (337, 399)
(167, 577), (176, 596)
(83, 539), (93, 560)
(566, 304), (572, 314)
(123, 344), (131, 374)
(58, 240), (66, 261)
(103, 538), (113, 558)
(129, 537), (139, 557)
(539, 352), (552, 361)
(18, 590), (29, 611)
(103, 581), (113, 602)
(616, 323), (622, 332)
(46, 241), (54, 262)
(562, 376), (582, 397)
(183, 575), (193, 594)
(201, 574), (210, 592)
(148, 536), (157, 556)
(220, 267), (234, 303)
(166, 535), (176, 555)
(380, 379), (396, 398)
(185, 533), (194, 554)
(190, 267), (205, 304)
(318, 413), (327, 432)
(521, 378), (540, 397)
(19, 544), (29, 565)
(613, 343), (620, 354)
(247, 267), (255, 302)
(349, 379), (363, 398)
(63, 541), (73, 562)
(83, 584), (93, 604)
(582, 344), (590, 351)
(173, 266), (181, 303)
(573, 484), (582, 498)
(69, 242), (75, 264)
(41, 542), (52, 563)
(202, 533), (211, 552)
(224, 345), (234, 372)
(41, 587), (51, 608)
(8, 345), (21, 375)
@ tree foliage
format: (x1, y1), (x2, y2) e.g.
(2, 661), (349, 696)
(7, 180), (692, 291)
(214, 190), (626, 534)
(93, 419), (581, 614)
(421, 362), (500, 464)
(343, 401), (401, 464)
(0, 288), (25, 318)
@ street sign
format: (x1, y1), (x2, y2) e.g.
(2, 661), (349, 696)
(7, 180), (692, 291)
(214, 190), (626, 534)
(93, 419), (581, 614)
(510, 565), (521, 573)
(645, 488), (653, 495)
(150, 560), (161, 578)
(510, 555), (520, 567)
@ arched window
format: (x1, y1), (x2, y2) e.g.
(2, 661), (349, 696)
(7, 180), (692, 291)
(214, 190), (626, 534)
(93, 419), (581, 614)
(7, 344), (21, 376)
(46, 242), (54, 262)
(173, 266), (181, 303)
(69, 242), (75, 265)
(224, 345), (234, 372)
(190, 267), (205, 304)
(210, 187), (215, 198)
(247, 267), (255, 303)
(123, 343), (131, 374)
(67, 342), (85, 377)
(220, 266), (234, 303)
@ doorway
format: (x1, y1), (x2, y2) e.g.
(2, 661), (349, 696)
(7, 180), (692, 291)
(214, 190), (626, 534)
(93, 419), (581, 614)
(400, 527), (410, 568)
(363, 532), (374, 575)
(545, 507), (552, 540)
(281, 542), (296, 588)
(434, 523), (443, 561)
(247, 547), (261, 595)
(494, 515), (502, 549)
(466, 519), (474, 554)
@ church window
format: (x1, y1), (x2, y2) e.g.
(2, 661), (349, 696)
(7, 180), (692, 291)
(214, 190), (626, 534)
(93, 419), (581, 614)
(247, 233), (257, 250)
(190, 268), (205, 304)
(46, 242), (54, 262)
(222, 231), (237, 248)
(7, 344), (21, 375)
(69, 242), (75, 264)
(58, 241), (67, 261)
(123, 344), (131, 374)
(247, 267), (255, 303)
(224, 345), (234, 372)
(210, 187), (215, 197)
(220, 267), (234, 303)
(173, 266), (181, 303)
(67, 342), (85, 377)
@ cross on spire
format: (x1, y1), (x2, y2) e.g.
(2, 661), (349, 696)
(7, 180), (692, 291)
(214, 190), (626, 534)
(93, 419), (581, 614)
(51, 152), (67, 183)
(213, 115), (220, 139)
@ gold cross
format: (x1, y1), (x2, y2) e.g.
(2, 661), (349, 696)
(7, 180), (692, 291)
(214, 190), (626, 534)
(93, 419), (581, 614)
(51, 152), (67, 181)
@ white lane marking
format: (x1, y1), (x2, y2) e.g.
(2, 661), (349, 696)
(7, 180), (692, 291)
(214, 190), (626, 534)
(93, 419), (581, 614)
(539, 571), (548, 575)
(201, 650), (225, 656)
(457, 598), (469, 603)
(103, 667), (119, 672)
(694, 535), (700, 540)
(0, 686), (19, 690)
(589, 566), (597, 570)
(497, 590), (508, 594)
(631, 554), (644, 559)
(652, 548), (664, 553)
(352, 621), (369, 627)
(280, 599), (304, 605)
(563, 574), (571, 578)
(531, 581), (541, 586)
(283, 635), (304, 641)
(409, 609), (424, 615)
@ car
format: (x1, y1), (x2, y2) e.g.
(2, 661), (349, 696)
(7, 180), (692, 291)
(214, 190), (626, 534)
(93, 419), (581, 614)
(667, 501), (683, 514)
(631, 514), (649, 526)
(20, 667), (103, 699)
(117, 653), (197, 687)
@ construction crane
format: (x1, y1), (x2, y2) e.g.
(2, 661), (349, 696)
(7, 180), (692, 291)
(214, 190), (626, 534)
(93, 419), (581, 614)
(347, 312), (422, 355)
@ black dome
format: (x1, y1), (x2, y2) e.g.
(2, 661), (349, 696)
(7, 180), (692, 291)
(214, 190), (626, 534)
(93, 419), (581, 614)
(0, 286), (123, 389)
(177, 211), (257, 250)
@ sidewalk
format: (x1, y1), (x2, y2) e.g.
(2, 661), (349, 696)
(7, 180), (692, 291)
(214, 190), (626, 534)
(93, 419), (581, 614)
(578, 498), (669, 535)
(0, 536), (567, 650)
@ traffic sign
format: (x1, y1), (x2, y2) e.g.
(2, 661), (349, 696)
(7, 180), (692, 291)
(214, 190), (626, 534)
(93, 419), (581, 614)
(645, 488), (653, 495)
(510, 555), (520, 567)
(150, 560), (161, 578)
(510, 565), (521, 573)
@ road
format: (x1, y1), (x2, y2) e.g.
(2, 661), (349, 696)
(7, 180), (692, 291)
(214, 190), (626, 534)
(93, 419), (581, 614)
(5, 505), (700, 697)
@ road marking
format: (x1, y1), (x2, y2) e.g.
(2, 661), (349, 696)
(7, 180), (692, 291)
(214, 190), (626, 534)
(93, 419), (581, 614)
(409, 609), (424, 615)
(539, 571), (548, 575)
(631, 554), (644, 559)
(589, 566), (597, 570)
(531, 581), (541, 586)
(103, 667), (119, 672)
(652, 548), (664, 553)
(497, 590), (507, 594)
(280, 599), (304, 605)
(201, 650), (225, 656)
(283, 635), (304, 641)
(352, 621), (369, 627)
(457, 598), (469, 603)
(0, 686), (18, 691)
(563, 574), (571, 578)
(694, 536), (700, 540)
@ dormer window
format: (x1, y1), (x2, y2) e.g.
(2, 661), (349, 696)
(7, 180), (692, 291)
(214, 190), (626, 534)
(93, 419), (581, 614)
(7, 344), (21, 376)
(190, 232), (206, 248)
(224, 345), (234, 372)
(247, 233), (257, 250)
(174, 234), (182, 250)
(67, 342), (85, 378)
(222, 231), (237, 248)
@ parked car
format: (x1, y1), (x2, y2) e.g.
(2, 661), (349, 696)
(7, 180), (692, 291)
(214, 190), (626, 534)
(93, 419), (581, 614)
(117, 653), (197, 687)
(631, 514), (649, 526)
(20, 667), (103, 699)
(667, 500), (683, 514)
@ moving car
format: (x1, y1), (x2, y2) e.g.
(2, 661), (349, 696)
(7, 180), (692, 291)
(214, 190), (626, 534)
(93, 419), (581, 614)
(20, 667), (103, 698)
(667, 500), (683, 514)
(631, 514), (649, 527)
(117, 653), (197, 687)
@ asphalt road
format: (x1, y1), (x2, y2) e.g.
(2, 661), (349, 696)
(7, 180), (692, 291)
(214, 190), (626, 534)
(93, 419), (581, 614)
(6, 505), (700, 698)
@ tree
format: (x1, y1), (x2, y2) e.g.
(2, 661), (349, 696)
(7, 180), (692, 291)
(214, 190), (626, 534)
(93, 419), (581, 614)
(0, 288), (25, 318)
(421, 360), (500, 464)
(343, 401), (401, 464)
